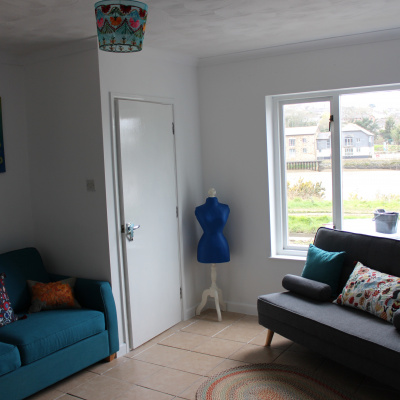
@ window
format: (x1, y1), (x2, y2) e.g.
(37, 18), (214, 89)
(266, 85), (400, 258)
(289, 138), (295, 146)
(302, 138), (307, 143)
(345, 137), (353, 146)
(344, 147), (353, 156)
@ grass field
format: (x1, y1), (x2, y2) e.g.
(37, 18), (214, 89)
(288, 197), (400, 234)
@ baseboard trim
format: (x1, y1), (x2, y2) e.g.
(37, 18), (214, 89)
(184, 300), (257, 321)
(117, 342), (128, 357)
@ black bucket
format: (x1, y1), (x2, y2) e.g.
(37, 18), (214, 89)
(373, 210), (399, 234)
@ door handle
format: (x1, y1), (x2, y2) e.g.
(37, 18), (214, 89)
(126, 223), (140, 241)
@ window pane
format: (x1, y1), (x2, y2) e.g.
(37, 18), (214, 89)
(283, 101), (332, 247)
(340, 90), (400, 237)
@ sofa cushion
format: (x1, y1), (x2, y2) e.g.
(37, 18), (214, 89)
(282, 274), (332, 301)
(0, 248), (50, 312)
(0, 309), (105, 365)
(258, 292), (400, 372)
(27, 278), (81, 313)
(334, 262), (400, 323)
(0, 273), (18, 327)
(313, 228), (400, 296)
(0, 342), (21, 376)
(301, 244), (346, 296)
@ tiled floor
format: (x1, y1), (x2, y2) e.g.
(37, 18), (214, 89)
(27, 310), (400, 400)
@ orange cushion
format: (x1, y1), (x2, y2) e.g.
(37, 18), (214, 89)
(27, 278), (81, 313)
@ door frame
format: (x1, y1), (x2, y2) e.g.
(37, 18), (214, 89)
(110, 92), (183, 350)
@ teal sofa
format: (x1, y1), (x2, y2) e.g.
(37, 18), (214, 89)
(0, 247), (119, 400)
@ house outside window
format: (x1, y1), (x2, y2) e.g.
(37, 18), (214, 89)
(266, 85), (400, 258)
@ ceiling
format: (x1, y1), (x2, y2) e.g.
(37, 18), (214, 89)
(1, 0), (400, 59)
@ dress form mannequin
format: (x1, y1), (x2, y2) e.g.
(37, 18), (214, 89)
(195, 188), (230, 321)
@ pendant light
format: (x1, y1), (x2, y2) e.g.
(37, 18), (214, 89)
(95, 0), (148, 53)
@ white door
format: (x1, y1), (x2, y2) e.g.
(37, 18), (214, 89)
(116, 98), (182, 349)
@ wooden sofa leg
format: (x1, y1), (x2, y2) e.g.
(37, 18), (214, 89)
(265, 329), (274, 346)
(104, 353), (117, 362)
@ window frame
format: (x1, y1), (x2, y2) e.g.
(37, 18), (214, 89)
(266, 84), (400, 259)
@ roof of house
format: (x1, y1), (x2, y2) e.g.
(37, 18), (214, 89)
(285, 126), (318, 136)
(341, 123), (374, 136)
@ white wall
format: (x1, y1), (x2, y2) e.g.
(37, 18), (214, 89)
(24, 46), (111, 281)
(98, 47), (205, 352)
(0, 60), (34, 253)
(198, 38), (400, 314)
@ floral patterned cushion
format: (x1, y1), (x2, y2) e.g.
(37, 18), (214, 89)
(27, 278), (81, 313)
(334, 262), (400, 323)
(0, 273), (18, 327)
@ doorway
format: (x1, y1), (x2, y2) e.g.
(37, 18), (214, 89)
(115, 97), (182, 349)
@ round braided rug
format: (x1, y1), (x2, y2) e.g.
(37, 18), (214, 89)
(196, 363), (352, 400)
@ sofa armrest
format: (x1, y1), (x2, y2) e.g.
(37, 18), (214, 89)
(74, 278), (119, 355)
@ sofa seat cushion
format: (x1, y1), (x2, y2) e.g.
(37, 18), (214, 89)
(0, 342), (21, 376)
(0, 309), (105, 365)
(258, 292), (400, 371)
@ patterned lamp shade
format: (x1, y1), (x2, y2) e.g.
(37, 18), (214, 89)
(95, 0), (148, 53)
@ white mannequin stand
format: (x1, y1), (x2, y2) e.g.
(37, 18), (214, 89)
(196, 263), (226, 321)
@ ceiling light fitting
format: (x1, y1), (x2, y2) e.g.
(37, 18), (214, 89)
(95, 0), (148, 53)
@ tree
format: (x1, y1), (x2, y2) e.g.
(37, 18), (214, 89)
(318, 113), (330, 132)
(390, 126), (400, 145)
(353, 117), (379, 134)
(381, 116), (396, 141)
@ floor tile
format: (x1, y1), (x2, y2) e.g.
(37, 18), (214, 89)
(26, 388), (65, 400)
(205, 359), (249, 377)
(181, 320), (230, 336)
(132, 344), (189, 367)
(177, 376), (208, 400)
(103, 359), (164, 385)
(197, 309), (245, 323)
(272, 349), (324, 371)
(250, 331), (293, 349)
(229, 343), (282, 364)
(159, 331), (210, 351)
(355, 382), (400, 400)
(114, 385), (174, 400)
(68, 374), (136, 400)
(313, 359), (363, 395)
(193, 337), (245, 358)
(168, 350), (224, 375)
(214, 322), (265, 343)
(87, 356), (130, 374)
(138, 367), (202, 396)
(50, 371), (97, 393)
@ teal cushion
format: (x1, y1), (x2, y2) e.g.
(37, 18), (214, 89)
(0, 309), (105, 365)
(301, 244), (346, 296)
(0, 342), (20, 376)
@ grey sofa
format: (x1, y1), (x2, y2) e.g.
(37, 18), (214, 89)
(258, 227), (400, 389)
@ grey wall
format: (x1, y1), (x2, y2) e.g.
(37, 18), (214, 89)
(198, 38), (400, 314)
(0, 61), (34, 253)
(24, 48), (111, 281)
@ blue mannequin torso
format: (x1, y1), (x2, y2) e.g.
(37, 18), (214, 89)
(195, 196), (230, 263)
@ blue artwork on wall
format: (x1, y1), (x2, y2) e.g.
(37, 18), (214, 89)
(0, 97), (5, 173)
